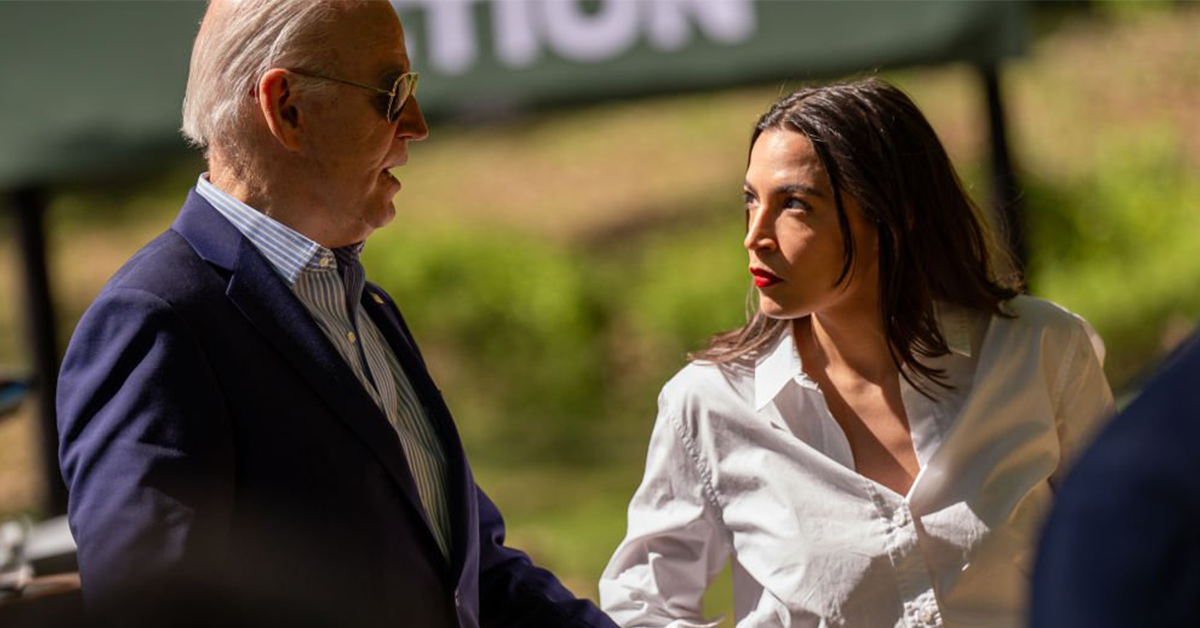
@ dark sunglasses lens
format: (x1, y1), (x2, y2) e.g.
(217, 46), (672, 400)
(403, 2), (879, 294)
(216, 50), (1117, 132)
(388, 74), (417, 122)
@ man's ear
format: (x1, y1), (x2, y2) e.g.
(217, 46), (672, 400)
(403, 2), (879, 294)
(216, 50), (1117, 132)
(256, 68), (303, 152)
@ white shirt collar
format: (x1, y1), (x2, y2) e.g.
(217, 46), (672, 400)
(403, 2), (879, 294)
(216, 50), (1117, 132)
(753, 305), (975, 411)
(936, 302), (975, 359)
(195, 173), (365, 288)
(754, 326), (805, 411)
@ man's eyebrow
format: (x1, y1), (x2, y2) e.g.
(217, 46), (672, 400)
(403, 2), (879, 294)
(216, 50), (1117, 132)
(379, 63), (411, 83)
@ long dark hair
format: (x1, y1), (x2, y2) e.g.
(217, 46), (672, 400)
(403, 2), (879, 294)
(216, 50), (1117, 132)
(693, 77), (1021, 396)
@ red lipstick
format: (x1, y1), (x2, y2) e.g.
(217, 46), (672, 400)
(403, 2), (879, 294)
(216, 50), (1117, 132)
(750, 267), (782, 288)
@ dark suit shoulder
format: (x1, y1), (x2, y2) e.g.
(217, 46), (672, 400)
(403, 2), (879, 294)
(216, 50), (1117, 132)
(1070, 334), (1200, 478)
(100, 228), (229, 313)
(1031, 335), (1200, 628)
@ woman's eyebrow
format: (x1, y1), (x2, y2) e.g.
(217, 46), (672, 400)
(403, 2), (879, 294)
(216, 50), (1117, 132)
(773, 183), (824, 198)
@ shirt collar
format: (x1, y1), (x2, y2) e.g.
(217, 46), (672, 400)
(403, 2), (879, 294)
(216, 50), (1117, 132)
(753, 304), (975, 411)
(936, 302), (974, 359)
(754, 326), (806, 411)
(195, 173), (363, 287)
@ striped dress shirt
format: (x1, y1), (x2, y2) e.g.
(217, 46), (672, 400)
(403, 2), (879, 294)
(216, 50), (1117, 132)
(195, 174), (452, 558)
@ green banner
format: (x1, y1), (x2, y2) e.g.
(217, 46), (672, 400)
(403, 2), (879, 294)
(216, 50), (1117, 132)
(397, 0), (1026, 114)
(0, 0), (1025, 189)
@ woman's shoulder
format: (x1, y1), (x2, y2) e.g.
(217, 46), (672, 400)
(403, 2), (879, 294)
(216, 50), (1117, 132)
(1003, 294), (1080, 325)
(658, 358), (756, 418)
(995, 295), (1104, 364)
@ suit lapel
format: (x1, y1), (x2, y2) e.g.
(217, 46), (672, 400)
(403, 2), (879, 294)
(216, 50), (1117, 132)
(172, 192), (445, 559)
(361, 287), (473, 581)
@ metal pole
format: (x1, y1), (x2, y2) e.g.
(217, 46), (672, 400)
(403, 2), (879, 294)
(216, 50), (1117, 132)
(980, 63), (1027, 275)
(10, 186), (68, 517)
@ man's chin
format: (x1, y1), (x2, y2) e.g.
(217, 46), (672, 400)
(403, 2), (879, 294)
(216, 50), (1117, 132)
(365, 199), (397, 231)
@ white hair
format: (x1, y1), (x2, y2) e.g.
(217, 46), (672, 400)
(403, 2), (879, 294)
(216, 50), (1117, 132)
(181, 0), (352, 161)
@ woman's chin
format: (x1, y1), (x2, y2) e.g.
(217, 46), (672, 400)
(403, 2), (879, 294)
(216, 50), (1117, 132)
(759, 297), (804, 320)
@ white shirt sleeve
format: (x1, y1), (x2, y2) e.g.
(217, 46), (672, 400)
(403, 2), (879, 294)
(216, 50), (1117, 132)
(1050, 316), (1116, 487)
(600, 389), (732, 628)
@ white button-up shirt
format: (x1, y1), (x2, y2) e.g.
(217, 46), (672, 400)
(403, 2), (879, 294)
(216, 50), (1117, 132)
(601, 296), (1114, 628)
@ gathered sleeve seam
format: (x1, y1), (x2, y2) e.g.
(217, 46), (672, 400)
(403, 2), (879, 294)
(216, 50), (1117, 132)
(667, 410), (730, 536)
(1050, 322), (1084, 420)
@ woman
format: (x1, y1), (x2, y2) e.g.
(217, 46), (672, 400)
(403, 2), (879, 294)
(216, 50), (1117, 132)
(600, 78), (1113, 628)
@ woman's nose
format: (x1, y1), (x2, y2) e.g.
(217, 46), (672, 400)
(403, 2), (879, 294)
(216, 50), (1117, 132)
(743, 208), (775, 251)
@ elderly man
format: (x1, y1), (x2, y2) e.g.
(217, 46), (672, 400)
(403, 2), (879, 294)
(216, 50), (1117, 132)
(56, 1), (616, 626)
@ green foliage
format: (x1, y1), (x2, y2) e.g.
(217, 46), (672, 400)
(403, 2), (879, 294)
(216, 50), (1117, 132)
(358, 216), (752, 611)
(1093, 0), (1178, 21)
(1025, 128), (1200, 388)
(362, 226), (609, 461)
(360, 213), (755, 466)
(623, 222), (749, 360)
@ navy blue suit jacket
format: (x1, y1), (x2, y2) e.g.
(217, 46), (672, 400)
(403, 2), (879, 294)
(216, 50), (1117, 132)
(57, 191), (616, 628)
(1031, 333), (1200, 628)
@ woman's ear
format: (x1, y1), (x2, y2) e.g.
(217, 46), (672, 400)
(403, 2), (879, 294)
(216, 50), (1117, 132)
(256, 68), (303, 152)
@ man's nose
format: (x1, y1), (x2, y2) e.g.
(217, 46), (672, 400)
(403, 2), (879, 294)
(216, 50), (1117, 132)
(397, 97), (429, 141)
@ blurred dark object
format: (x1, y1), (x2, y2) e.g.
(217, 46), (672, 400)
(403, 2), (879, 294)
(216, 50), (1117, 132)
(24, 517), (77, 579)
(0, 571), (355, 628)
(0, 573), (82, 628)
(1, 516), (78, 592)
(1031, 331), (1200, 628)
(1, 517), (33, 594)
(1, 1), (209, 521)
(0, 376), (29, 419)
(8, 187), (67, 517)
(1, 515), (79, 628)
(0, 571), (350, 628)
(981, 63), (1025, 274)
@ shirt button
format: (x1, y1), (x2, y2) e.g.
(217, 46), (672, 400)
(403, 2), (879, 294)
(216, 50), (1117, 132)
(347, 331), (357, 344)
(892, 509), (908, 527)
(919, 606), (935, 623)
(319, 257), (331, 268)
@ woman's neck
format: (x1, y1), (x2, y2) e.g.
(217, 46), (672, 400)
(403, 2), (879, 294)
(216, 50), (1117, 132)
(797, 306), (896, 385)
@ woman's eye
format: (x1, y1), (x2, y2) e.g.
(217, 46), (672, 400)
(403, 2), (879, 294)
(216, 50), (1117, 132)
(742, 192), (757, 207)
(783, 197), (809, 211)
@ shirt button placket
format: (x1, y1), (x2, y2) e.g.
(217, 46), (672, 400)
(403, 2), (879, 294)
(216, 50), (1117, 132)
(906, 592), (942, 627)
(874, 494), (939, 628)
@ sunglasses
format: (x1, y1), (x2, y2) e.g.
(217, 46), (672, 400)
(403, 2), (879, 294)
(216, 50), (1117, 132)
(287, 68), (419, 123)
